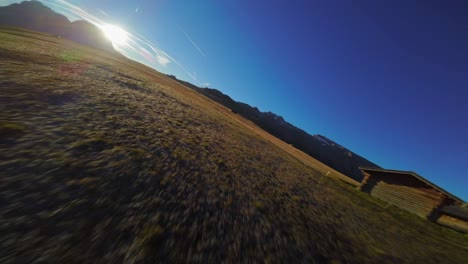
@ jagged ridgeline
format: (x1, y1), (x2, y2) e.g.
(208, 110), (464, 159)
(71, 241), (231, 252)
(168, 75), (381, 182)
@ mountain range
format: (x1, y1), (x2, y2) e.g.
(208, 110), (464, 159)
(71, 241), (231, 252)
(0, 0), (114, 52)
(168, 76), (381, 181)
(0, 0), (380, 182)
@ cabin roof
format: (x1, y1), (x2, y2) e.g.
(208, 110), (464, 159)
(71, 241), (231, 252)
(440, 205), (468, 220)
(359, 167), (464, 203)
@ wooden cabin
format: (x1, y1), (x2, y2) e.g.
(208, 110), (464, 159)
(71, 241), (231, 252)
(358, 168), (465, 230)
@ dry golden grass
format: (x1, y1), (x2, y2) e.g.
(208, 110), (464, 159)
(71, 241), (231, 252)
(1, 26), (467, 263)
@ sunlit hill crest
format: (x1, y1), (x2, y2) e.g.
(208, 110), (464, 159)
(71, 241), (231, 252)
(0, 1), (118, 52)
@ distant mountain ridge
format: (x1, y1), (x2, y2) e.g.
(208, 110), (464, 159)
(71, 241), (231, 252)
(169, 75), (381, 182)
(0, 1), (114, 52)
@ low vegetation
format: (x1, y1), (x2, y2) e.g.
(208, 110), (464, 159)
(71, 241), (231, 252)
(1, 27), (467, 263)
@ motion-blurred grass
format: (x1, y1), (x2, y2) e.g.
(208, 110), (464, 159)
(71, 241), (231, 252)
(1, 26), (467, 263)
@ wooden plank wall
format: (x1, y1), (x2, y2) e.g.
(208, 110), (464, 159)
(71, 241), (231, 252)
(361, 172), (446, 218)
(437, 214), (468, 233)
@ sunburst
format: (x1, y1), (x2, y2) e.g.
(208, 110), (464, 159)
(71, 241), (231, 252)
(101, 24), (128, 45)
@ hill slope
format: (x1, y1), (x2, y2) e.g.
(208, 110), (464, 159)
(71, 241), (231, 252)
(170, 76), (381, 182)
(1, 27), (467, 263)
(1, 0), (376, 185)
(0, 1), (114, 52)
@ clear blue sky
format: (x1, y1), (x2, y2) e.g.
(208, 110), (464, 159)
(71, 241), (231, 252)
(3, 0), (467, 201)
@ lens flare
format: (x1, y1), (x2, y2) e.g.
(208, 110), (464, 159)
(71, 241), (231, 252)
(101, 24), (128, 45)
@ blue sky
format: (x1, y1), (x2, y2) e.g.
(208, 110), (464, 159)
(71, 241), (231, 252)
(2, 0), (467, 201)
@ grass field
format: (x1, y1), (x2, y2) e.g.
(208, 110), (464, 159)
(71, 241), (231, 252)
(1, 26), (467, 263)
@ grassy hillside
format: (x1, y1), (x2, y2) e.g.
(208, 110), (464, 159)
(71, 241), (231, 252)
(0, 27), (467, 263)
(169, 77), (381, 183)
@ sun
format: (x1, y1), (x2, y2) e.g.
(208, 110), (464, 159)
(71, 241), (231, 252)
(101, 24), (128, 45)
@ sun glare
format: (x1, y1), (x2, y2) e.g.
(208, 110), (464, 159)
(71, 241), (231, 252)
(101, 24), (128, 45)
